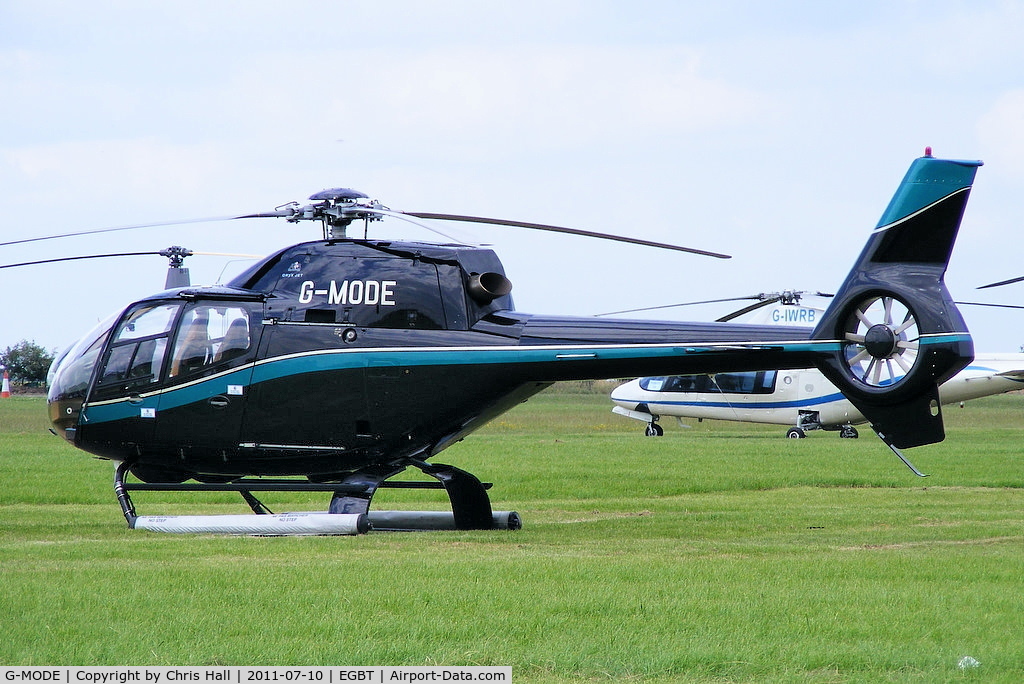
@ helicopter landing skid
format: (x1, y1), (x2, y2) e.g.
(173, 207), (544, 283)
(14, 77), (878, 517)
(327, 461), (520, 531)
(113, 461), (521, 535)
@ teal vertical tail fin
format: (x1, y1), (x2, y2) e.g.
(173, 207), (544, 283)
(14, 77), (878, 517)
(810, 150), (982, 449)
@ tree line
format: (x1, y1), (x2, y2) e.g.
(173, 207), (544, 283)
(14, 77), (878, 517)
(1, 340), (57, 387)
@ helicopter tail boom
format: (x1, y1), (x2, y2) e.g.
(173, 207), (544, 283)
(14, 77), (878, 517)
(809, 150), (982, 448)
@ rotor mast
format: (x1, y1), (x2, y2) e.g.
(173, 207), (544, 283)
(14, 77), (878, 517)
(159, 246), (194, 288)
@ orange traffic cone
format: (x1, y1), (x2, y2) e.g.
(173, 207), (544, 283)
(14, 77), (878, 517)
(1, 370), (10, 398)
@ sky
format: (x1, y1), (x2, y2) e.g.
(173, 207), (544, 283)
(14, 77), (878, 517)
(3, 0), (1024, 356)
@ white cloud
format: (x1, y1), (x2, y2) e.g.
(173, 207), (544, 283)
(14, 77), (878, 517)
(4, 2), (1024, 351)
(3, 138), (237, 216)
(199, 45), (771, 164)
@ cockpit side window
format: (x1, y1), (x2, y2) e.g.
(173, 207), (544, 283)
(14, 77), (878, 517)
(168, 304), (252, 379)
(94, 303), (180, 395)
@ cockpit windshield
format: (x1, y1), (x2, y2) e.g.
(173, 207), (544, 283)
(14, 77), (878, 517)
(46, 311), (121, 403)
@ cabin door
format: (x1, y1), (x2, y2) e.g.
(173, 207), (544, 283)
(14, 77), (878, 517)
(150, 301), (262, 465)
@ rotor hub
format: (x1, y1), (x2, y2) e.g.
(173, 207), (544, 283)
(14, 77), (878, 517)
(159, 246), (193, 269)
(863, 323), (898, 359)
(287, 188), (385, 239)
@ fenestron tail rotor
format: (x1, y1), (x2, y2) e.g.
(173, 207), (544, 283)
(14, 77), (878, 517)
(841, 295), (921, 388)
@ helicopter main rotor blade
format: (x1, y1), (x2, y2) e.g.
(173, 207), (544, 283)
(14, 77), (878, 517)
(597, 290), (835, 318)
(977, 275), (1024, 290)
(0, 248), (262, 270)
(403, 212), (731, 259)
(716, 296), (783, 322)
(193, 251), (264, 258)
(955, 300), (1024, 311)
(366, 208), (473, 244)
(230, 209), (299, 220)
(0, 216), (257, 248)
(0, 252), (165, 269)
(596, 295), (767, 317)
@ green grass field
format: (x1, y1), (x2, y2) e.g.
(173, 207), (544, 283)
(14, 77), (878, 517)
(2, 388), (1023, 681)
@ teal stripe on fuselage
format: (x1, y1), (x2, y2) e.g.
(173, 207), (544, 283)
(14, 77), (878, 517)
(79, 333), (969, 426)
(82, 366), (255, 424)
(248, 340), (843, 385)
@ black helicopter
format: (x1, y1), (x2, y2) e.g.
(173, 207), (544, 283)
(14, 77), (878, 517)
(25, 151), (980, 532)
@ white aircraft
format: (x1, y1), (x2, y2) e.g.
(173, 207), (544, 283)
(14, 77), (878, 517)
(609, 294), (1024, 437)
(611, 354), (1024, 438)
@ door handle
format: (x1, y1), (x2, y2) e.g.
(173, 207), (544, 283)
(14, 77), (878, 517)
(208, 395), (230, 409)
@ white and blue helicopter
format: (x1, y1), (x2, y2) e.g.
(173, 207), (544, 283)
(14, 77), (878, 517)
(608, 292), (1024, 438)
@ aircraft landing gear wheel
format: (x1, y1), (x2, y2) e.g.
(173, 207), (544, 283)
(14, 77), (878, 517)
(786, 427), (806, 439)
(840, 425), (859, 439)
(645, 422), (664, 437)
